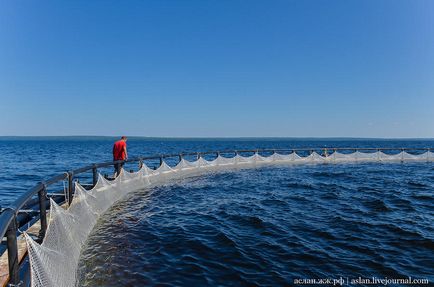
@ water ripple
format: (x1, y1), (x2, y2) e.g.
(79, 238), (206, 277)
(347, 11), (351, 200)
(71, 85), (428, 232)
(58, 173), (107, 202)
(75, 163), (434, 286)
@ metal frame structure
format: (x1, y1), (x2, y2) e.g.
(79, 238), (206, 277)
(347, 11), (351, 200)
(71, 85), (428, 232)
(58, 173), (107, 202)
(0, 147), (431, 286)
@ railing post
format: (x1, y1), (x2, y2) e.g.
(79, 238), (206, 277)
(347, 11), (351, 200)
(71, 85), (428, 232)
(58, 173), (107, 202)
(38, 183), (48, 241)
(68, 171), (74, 205)
(6, 214), (19, 285)
(92, 164), (98, 187)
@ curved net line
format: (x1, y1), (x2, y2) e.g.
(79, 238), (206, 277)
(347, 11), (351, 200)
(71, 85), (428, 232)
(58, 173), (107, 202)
(24, 150), (433, 287)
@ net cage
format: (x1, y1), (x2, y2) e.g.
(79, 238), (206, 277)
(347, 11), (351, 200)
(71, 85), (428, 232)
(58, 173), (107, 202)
(23, 150), (433, 287)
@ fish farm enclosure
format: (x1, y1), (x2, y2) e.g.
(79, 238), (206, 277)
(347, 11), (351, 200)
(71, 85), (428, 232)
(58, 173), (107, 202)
(1, 147), (433, 286)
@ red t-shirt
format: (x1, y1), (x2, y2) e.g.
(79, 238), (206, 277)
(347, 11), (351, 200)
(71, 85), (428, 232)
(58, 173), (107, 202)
(113, 140), (126, 160)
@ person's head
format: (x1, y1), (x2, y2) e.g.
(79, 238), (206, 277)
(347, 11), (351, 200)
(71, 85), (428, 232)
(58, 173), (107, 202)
(121, 136), (127, 142)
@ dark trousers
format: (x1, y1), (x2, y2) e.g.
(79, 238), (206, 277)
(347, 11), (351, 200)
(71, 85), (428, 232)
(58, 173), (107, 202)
(114, 162), (124, 177)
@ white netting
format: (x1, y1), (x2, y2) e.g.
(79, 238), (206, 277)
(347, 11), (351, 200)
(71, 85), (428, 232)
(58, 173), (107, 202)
(24, 150), (433, 287)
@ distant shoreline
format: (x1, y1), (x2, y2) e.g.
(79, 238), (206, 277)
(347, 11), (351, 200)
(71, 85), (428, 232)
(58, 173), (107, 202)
(0, 136), (433, 141)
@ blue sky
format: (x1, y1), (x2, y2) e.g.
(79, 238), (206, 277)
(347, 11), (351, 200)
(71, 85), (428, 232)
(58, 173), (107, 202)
(1, 0), (433, 137)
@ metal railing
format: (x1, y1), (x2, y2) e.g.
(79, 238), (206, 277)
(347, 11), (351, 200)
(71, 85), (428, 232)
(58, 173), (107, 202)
(0, 147), (432, 286)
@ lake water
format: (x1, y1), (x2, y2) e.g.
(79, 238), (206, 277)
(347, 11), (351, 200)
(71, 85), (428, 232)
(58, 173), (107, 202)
(1, 138), (433, 286)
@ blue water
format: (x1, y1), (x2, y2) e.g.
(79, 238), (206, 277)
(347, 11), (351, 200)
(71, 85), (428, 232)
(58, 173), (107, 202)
(0, 137), (432, 205)
(77, 162), (434, 286)
(1, 138), (433, 286)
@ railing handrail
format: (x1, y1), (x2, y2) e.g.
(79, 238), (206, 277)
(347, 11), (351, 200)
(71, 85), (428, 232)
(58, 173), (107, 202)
(0, 146), (433, 286)
(1, 147), (433, 240)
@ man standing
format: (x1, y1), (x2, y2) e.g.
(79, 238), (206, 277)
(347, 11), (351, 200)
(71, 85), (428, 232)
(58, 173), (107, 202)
(113, 136), (128, 177)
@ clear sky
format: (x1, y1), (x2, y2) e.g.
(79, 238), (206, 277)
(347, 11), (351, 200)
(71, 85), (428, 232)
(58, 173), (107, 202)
(1, 0), (433, 137)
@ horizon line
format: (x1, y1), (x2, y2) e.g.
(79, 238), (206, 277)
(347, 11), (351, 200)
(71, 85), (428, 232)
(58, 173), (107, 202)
(1, 135), (434, 140)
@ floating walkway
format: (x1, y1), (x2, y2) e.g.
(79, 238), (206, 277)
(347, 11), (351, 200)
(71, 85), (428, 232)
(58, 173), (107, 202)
(0, 148), (433, 287)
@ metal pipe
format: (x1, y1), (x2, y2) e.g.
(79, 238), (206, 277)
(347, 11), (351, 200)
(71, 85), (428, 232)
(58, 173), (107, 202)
(92, 165), (98, 187)
(72, 147), (434, 171)
(6, 214), (19, 285)
(38, 183), (48, 242)
(1, 145), (434, 239)
(45, 173), (69, 186)
(68, 171), (74, 205)
(5, 184), (44, 215)
(0, 147), (430, 232)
